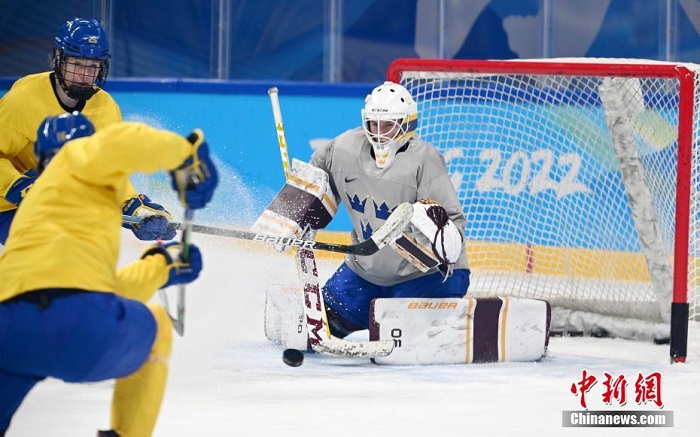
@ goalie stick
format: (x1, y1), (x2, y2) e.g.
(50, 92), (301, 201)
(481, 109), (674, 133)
(295, 246), (394, 358)
(267, 86), (395, 358)
(121, 207), (412, 257)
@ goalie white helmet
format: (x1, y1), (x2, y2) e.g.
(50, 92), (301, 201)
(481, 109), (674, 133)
(361, 81), (418, 169)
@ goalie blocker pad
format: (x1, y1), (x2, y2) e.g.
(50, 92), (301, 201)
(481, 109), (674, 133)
(370, 297), (551, 365)
(253, 159), (337, 238)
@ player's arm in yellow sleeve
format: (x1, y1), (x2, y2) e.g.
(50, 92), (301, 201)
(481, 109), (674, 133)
(115, 242), (203, 302)
(115, 255), (169, 303)
(64, 122), (190, 241)
(64, 122), (192, 187)
(0, 120), (37, 207)
(123, 179), (139, 200)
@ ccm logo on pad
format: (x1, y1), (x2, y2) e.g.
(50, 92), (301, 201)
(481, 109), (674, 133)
(407, 302), (458, 309)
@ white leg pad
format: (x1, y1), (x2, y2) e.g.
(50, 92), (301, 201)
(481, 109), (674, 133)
(370, 297), (551, 365)
(264, 284), (308, 350)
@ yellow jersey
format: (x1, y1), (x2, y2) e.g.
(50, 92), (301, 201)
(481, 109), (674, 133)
(0, 122), (192, 302)
(0, 71), (134, 212)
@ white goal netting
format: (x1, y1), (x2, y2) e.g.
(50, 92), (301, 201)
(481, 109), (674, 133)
(390, 58), (700, 341)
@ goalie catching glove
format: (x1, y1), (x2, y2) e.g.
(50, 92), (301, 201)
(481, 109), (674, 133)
(141, 241), (203, 288)
(391, 199), (463, 277)
(252, 158), (337, 250)
(170, 129), (219, 210)
(121, 194), (176, 240)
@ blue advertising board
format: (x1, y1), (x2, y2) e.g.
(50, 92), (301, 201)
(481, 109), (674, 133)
(1, 79), (679, 252)
(107, 81), (370, 230)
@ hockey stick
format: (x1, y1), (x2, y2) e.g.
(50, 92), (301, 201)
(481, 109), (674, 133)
(267, 87), (395, 358)
(157, 208), (192, 336)
(268, 87), (292, 179)
(122, 206), (411, 256)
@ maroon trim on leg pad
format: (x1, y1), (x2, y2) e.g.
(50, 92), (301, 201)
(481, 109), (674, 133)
(472, 298), (503, 363)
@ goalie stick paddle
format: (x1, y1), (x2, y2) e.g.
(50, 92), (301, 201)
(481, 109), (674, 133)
(267, 86), (395, 359)
(121, 202), (413, 257)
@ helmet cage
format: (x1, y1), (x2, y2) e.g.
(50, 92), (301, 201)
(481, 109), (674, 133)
(361, 81), (418, 168)
(361, 81), (418, 149)
(53, 18), (110, 100)
(362, 111), (417, 147)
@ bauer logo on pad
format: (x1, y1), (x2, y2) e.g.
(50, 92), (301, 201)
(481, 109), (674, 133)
(407, 301), (458, 309)
(252, 234), (314, 249)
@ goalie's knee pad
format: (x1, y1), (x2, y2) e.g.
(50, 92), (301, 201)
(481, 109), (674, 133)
(253, 159), (337, 240)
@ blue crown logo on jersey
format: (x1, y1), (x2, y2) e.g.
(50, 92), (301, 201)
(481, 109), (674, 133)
(361, 221), (373, 240)
(347, 194), (367, 214)
(373, 201), (394, 220)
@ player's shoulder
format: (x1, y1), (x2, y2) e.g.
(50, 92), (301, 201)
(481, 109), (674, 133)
(408, 136), (443, 158)
(82, 89), (122, 125)
(3, 72), (51, 99)
(11, 71), (51, 87)
(332, 127), (365, 149)
(96, 121), (151, 136)
(0, 72), (53, 125)
(336, 126), (364, 140)
(404, 137), (447, 173)
(90, 88), (119, 106)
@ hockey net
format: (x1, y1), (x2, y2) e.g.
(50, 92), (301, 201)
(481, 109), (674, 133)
(388, 58), (699, 360)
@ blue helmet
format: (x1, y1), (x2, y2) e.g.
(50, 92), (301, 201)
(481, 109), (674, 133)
(34, 112), (95, 173)
(53, 17), (111, 100)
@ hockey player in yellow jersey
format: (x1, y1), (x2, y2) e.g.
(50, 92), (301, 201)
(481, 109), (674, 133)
(0, 112), (219, 437)
(0, 17), (174, 245)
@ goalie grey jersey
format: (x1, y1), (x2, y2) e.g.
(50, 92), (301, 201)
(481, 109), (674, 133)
(310, 127), (469, 286)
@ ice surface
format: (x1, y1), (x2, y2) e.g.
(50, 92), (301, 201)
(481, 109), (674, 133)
(7, 232), (700, 436)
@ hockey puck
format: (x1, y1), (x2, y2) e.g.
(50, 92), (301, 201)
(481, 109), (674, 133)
(282, 348), (304, 367)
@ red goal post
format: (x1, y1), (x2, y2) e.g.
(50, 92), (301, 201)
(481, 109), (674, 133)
(387, 58), (698, 362)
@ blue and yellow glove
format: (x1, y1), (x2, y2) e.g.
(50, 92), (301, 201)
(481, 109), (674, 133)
(141, 241), (203, 288)
(5, 169), (38, 206)
(170, 129), (218, 210)
(122, 194), (177, 240)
